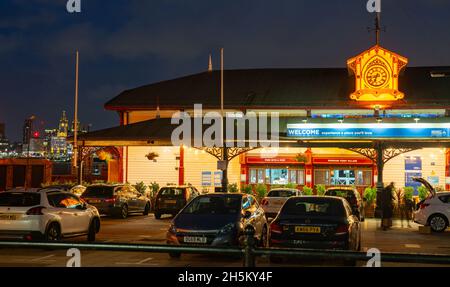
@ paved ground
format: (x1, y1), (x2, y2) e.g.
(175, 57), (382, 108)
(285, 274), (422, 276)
(0, 215), (449, 267)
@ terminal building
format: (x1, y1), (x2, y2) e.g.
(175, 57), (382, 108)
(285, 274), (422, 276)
(76, 43), (450, 195)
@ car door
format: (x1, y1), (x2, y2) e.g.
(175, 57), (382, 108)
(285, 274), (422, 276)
(344, 201), (359, 250)
(66, 194), (92, 234)
(132, 186), (147, 211)
(121, 185), (137, 211)
(47, 193), (79, 235)
(252, 196), (266, 236)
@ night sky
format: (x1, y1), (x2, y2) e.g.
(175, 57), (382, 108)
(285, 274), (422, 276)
(1, 0), (450, 141)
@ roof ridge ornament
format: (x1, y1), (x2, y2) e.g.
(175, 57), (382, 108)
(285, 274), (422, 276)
(208, 54), (213, 72)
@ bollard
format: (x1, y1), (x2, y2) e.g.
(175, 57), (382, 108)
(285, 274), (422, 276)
(243, 225), (256, 267)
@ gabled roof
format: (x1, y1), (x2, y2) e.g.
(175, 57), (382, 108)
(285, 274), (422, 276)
(104, 67), (450, 111)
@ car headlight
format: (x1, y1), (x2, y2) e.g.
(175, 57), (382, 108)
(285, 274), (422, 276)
(218, 223), (235, 235)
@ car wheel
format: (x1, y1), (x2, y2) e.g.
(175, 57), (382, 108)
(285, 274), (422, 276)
(143, 203), (150, 216)
(87, 219), (99, 242)
(45, 223), (61, 241)
(119, 205), (128, 219)
(429, 214), (448, 232)
(154, 212), (161, 219)
(169, 252), (181, 259)
(259, 226), (268, 247)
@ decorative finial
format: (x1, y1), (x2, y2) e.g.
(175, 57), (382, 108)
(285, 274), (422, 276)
(208, 54), (212, 72)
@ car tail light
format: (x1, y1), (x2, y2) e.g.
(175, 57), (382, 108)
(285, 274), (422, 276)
(335, 224), (349, 235)
(261, 199), (268, 206)
(419, 203), (430, 210)
(270, 222), (283, 234)
(26, 206), (46, 215)
(104, 197), (116, 203)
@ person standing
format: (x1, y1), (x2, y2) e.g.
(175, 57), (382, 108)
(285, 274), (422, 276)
(381, 182), (395, 230)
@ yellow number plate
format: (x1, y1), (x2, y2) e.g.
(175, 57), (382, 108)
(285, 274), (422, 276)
(295, 226), (321, 233)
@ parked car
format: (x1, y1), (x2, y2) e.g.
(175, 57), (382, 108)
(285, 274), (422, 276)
(269, 196), (361, 253)
(154, 185), (200, 219)
(166, 193), (268, 258)
(413, 177), (450, 232)
(80, 184), (151, 219)
(324, 186), (365, 221)
(0, 188), (100, 241)
(260, 188), (303, 219)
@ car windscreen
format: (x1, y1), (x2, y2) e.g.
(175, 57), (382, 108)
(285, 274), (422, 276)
(182, 196), (241, 215)
(325, 189), (355, 199)
(280, 198), (346, 217)
(268, 189), (296, 197)
(82, 186), (115, 198)
(159, 188), (184, 197)
(0, 192), (41, 207)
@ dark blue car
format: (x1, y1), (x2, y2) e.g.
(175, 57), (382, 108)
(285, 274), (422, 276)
(166, 193), (268, 258)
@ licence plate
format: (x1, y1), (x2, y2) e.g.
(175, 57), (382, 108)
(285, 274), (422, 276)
(89, 199), (101, 204)
(184, 236), (207, 244)
(165, 200), (176, 204)
(0, 214), (18, 220)
(295, 226), (321, 233)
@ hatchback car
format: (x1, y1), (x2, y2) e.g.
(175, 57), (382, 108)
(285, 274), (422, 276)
(154, 186), (200, 219)
(0, 189), (100, 241)
(413, 177), (450, 232)
(270, 196), (361, 252)
(166, 193), (268, 258)
(324, 186), (365, 221)
(81, 184), (151, 219)
(260, 188), (303, 219)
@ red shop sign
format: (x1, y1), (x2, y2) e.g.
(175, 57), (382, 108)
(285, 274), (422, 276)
(246, 156), (300, 164)
(313, 157), (373, 165)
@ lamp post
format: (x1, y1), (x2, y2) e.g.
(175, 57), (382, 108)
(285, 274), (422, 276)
(219, 48), (229, 193)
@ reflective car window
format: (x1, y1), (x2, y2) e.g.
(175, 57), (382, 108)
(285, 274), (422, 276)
(268, 190), (297, 197)
(281, 198), (346, 217)
(0, 192), (41, 207)
(242, 196), (250, 210)
(182, 196), (241, 215)
(159, 188), (184, 197)
(82, 186), (115, 198)
(48, 193), (83, 209)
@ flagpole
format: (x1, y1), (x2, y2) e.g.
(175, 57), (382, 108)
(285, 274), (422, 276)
(73, 51), (79, 183)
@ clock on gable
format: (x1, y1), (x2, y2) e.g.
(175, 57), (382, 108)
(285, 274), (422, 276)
(347, 45), (408, 101)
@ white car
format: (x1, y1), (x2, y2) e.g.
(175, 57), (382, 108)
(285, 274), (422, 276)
(260, 188), (302, 219)
(413, 177), (450, 232)
(0, 188), (101, 241)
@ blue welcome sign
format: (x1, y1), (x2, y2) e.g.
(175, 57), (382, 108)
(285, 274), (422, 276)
(286, 123), (450, 139)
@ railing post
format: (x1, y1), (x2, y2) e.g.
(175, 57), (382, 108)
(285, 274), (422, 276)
(243, 225), (256, 267)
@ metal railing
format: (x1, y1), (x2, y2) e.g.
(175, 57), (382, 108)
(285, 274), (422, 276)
(0, 226), (449, 267)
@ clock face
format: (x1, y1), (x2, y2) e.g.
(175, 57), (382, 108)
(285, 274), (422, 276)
(365, 66), (389, 88)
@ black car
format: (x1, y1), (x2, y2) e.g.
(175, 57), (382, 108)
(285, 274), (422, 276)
(80, 184), (151, 219)
(324, 187), (365, 221)
(166, 193), (268, 258)
(154, 186), (200, 219)
(270, 196), (361, 252)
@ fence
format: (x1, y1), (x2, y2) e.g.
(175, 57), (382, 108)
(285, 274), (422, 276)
(0, 226), (449, 267)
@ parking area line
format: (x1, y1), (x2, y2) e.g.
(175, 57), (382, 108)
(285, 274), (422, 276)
(30, 254), (55, 262)
(404, 244), (421, 248)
